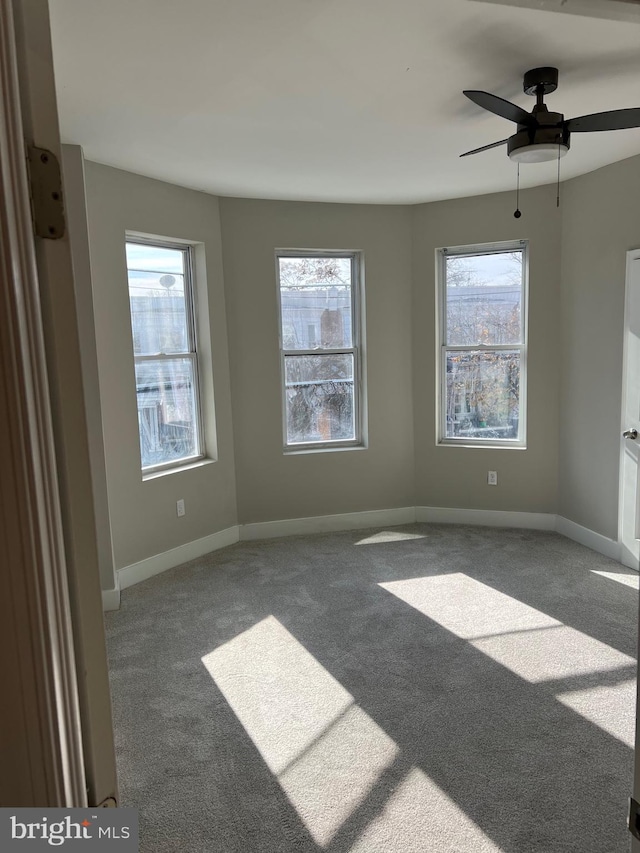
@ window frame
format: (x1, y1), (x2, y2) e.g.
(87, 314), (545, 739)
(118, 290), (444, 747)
(275, 249), (365, 453)
(126, 235), (206, 475)
(436, 239), (529, 449)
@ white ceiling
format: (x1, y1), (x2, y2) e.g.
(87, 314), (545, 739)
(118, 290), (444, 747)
(49, 0), (640, 204)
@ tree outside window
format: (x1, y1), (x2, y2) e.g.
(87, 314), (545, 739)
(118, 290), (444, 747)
(439, 245), (527, 446)
(277, 253), (364, 449)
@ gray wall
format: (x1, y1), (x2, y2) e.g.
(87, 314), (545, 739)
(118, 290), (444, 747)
(559, 154), (640, 539)
(412, 183), (562, 513)
(219, 198), (415, 523)
(78, 154), (639, 567)
(83, 161), (238, 570)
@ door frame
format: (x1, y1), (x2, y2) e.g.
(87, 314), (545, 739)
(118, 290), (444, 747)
(0, 0), (86, 805)
(1, 0), (117, 806)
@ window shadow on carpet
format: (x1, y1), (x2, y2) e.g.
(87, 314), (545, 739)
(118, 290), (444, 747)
(106, 523), (637, 852)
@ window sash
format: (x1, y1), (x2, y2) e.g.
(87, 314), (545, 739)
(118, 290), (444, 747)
(440, 345), (525, 444)
(276, 251), (362, 450)
(282, 349), (359, 447)
(126, 238), (205, 472)
(127, 238), (196, 356)
(437, 242), (528, 447)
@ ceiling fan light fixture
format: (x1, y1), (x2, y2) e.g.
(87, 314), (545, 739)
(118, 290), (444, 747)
(508, 142), (569, 163)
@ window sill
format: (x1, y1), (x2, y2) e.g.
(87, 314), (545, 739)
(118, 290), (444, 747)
(437, 440), (527, 451)
(142, 457), (215, 481)
(284, 443), (367, 456)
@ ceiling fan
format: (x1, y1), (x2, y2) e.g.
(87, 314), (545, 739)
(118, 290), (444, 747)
(461, 66), (640, 162)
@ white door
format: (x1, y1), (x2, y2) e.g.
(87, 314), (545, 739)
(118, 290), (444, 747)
(623, 250), (640, 853)
(620, 249), (640, 571)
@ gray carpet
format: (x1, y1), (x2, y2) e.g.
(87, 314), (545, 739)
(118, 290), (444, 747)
(105, 524), (638, 852)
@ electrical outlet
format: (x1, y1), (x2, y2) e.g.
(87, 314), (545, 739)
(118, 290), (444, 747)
(487, 471), (498, 486)
(176, 499), (185, 517)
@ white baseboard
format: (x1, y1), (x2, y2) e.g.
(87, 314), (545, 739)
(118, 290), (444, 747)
(239, 507), (417, 541)
(416, 507), (620, 562)
(555, 515), (621, 562)
(101, 586), (120, 611)
(106, 507), (624, 608)
(416, 506), (556, 530)
(117, 525), (240, 592)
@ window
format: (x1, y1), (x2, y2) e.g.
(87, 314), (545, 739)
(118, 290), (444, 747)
(437, 241), (528, 447)
(276, 251), (364, 450)
(126, 238), (204, 472)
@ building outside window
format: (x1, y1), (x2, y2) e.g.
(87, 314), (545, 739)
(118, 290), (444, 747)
(437, 241), (528, 447)
(126, 238), (204, 472)
(276, 251), (365, 450)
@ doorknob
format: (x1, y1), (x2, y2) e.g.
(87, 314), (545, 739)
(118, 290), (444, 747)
(623, 428), (638, 440)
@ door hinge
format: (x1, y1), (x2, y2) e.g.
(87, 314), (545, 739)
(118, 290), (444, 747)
(629, 797), (640, 841)
(26, 145), (65, 239)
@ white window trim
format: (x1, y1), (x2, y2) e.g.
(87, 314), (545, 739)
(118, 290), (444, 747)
(126, 235), (206, 474)
(276, 249), (365, 453)
(436, 239), (529, 449)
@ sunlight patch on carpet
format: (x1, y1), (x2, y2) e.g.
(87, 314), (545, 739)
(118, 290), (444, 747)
(473, 626), (634, 683)
(591, 570), (639, 590)
(202, 615), (398, 845)
(380, 573), (635, 682)
(349, 767), (501, 853)
(355, 530), (427, 545)
(556, 679), (637, 747)
(380, 573), (559, 638)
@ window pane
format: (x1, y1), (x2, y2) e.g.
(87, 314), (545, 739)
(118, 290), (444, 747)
(284, 354), (355, 444)
(135, 358), (199, 467)
(446, 252), (522, 346)
(128, 270), (188, 355)
(279, 257), (352, 349)
(445, 350), (520, 440)
(126, 243), (185, 275)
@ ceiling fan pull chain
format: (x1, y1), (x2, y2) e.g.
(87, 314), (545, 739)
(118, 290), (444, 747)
(514, 163), (521, 219)
(556, 143), (561, 208)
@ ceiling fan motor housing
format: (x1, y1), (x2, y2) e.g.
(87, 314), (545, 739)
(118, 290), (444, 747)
(508, 112), (570, 162)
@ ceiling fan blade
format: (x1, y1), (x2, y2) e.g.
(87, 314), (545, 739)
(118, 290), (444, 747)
(460, 138), (509, 157)
(463, 90), (536, 126)
(565, 107), (640, 132)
